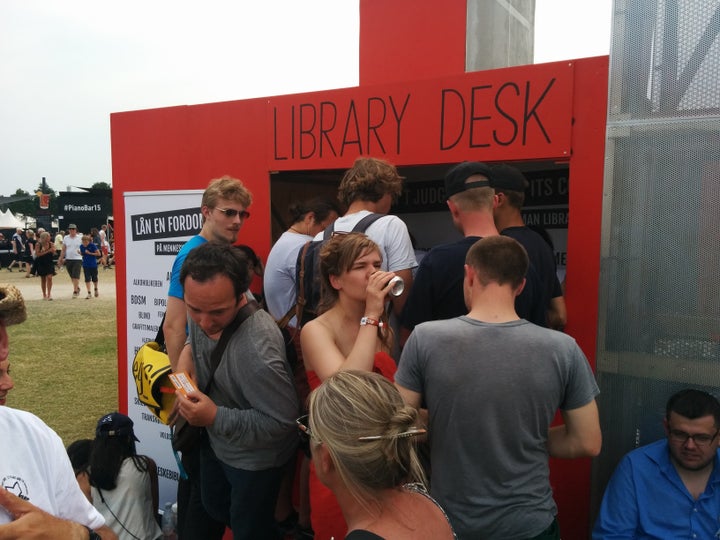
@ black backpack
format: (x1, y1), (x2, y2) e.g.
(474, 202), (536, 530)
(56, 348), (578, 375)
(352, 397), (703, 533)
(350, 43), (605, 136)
(295, 213), (384, 326)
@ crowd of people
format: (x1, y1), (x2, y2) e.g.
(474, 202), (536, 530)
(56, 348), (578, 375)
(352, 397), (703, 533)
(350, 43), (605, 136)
(1, 159), (718, 540)
(0, 223), (113, 300)
(149, 163), (586, 540)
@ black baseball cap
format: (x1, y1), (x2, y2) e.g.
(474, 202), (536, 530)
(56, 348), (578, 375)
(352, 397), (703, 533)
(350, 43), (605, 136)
(96, 412), (140, 441)
(443, 161), (492, 199)
(490, 164), (529, 191)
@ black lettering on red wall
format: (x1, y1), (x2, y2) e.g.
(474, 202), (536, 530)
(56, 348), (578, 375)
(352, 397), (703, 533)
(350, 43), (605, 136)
(439, 78), (557, 150)
(273, 94), (411, 160)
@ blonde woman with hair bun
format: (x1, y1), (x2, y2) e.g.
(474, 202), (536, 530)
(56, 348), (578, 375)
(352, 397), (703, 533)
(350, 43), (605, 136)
(301, 370), (455, 540)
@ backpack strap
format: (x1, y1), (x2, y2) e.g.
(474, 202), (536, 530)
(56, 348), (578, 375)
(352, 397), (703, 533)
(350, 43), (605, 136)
(154, 313), (167, 350)
(323, 211), (383, 239)
(350, 212), (385, 233)
(322, 219), (336, 240)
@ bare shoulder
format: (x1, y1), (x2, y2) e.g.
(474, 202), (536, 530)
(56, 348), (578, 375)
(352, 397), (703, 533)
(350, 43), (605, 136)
(370, 489), (454, 540)
(302, 312), (339, 339)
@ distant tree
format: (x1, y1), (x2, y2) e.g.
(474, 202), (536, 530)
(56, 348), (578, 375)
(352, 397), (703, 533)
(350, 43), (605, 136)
(91, 181), (112, 190)
(7, 189), (34, 217)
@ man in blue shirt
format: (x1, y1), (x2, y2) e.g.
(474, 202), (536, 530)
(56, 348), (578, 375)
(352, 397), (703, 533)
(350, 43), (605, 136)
(164, 176), (253, 369)
(594, 388), (720, 539)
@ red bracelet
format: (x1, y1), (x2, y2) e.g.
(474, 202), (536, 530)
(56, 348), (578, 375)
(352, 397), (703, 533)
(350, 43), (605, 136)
(360, 316), (384, 328)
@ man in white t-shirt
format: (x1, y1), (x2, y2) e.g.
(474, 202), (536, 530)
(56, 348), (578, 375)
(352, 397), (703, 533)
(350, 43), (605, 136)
(58, 224), (84, 298)
(0, 408), (117, 539)
(98, 227), (109, 267)
(317, 157), (417, 318)
(0, 284), (116, 539)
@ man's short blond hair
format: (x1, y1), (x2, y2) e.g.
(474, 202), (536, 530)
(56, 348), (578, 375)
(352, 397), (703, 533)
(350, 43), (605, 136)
(450, 182), (495, 213)
(201, 175), (253, 209)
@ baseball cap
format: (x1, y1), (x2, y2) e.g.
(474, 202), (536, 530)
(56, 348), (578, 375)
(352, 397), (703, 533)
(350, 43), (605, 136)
(95, 412), (140, 441)
(68, 224), (77, 229)
(443, 161), (492, 199)
(490, 164), (529, 191)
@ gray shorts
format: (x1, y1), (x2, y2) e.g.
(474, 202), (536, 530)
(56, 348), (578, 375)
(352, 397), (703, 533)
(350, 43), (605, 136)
(65, 260), (82, 279)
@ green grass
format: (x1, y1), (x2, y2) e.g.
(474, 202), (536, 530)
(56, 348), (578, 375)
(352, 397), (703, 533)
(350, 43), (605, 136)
(6, 287), (118, 445)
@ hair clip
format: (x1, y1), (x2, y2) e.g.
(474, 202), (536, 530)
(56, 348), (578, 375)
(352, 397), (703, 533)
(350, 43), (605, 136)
(357, 427), (427, 441)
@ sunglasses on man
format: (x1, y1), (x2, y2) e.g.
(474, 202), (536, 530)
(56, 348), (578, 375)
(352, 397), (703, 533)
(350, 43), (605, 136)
(213, 207), (250, 220)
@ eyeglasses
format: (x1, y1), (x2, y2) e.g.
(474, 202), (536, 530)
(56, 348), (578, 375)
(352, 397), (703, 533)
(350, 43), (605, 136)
(213, 207), (250, 220)
(668, 429), (720, 447)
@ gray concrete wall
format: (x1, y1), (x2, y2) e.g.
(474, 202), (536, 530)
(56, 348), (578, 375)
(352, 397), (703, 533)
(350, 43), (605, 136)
(466, 0), (535, 71)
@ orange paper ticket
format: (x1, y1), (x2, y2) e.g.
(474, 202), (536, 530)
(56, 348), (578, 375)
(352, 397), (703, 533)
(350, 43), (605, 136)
(168, 371), (199, 398)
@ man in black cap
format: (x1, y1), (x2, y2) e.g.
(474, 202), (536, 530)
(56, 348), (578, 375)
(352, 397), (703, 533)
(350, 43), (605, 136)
(491, 163), (566, 330)
(400, 161), (500, 339)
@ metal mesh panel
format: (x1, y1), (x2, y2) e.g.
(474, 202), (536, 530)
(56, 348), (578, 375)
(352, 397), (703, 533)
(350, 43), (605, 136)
(592, 0), (720, 525)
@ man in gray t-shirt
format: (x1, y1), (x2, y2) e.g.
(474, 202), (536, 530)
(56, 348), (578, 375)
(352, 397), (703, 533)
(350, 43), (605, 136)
(396, 236), (601, 540)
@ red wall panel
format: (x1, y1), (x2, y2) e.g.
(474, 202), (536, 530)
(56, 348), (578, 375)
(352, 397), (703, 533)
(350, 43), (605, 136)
(360, 0), (467, 86)
(549, 55), (609, 540)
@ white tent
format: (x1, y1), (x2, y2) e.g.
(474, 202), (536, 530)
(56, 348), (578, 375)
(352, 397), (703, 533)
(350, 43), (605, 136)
(14, 213), (36, 228)
(0, 209), (25, 229)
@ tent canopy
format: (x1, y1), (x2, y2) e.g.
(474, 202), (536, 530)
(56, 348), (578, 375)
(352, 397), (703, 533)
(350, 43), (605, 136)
(0, 209), (26, 229)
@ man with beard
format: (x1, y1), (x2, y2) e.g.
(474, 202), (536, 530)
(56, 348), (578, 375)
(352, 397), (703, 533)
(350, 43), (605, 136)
(593, 389), (720, 539)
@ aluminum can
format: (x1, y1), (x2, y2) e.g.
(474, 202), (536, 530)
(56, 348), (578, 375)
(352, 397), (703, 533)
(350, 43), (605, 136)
(388, 275), (404, 297)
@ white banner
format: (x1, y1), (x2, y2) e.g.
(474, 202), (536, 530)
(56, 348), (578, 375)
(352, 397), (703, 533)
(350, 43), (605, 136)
(124, 189), (204, 508)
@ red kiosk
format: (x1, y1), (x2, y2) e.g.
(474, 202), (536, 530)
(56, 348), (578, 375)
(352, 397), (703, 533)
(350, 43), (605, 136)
(112, 2), (608, 536)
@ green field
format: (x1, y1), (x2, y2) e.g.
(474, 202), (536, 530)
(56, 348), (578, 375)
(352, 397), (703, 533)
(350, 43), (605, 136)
(5, 272), (118, 445)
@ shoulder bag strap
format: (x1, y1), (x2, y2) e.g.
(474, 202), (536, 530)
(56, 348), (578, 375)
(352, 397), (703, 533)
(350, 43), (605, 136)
(155, 313), (166, 350)
(200, 298), (259, 395)
(277, 303), (296, 330)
